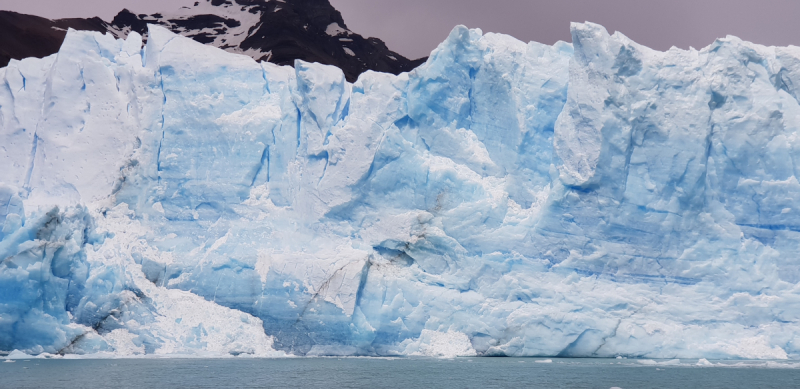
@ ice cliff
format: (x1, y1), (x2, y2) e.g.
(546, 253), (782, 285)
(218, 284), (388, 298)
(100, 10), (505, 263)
(2, 22), (800, 359)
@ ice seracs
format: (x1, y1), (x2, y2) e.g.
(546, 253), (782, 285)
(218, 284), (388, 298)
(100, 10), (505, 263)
(1, 21), (800, 359)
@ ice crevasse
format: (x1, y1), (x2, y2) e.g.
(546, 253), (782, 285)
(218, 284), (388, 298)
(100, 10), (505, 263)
(2, 21), (800, 359)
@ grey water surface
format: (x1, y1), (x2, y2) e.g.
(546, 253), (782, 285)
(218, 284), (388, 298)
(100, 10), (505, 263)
(1, 357), (799, 388)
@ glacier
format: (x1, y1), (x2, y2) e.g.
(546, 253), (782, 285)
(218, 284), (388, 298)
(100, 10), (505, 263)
(1, 21), (800, 359)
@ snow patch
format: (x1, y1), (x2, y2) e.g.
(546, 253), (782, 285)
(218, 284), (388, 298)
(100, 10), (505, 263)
(325, 23), (349, 36)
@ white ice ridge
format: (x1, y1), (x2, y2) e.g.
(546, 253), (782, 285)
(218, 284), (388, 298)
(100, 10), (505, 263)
(2, 21), (800, 359)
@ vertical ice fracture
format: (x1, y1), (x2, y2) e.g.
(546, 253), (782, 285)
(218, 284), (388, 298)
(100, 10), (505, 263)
(1, 22), (800, 359)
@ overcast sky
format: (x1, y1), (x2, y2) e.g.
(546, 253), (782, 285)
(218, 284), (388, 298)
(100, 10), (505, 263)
(2, 0), (800, 59)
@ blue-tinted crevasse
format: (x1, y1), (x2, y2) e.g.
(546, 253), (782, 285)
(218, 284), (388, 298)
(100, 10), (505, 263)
(1, 22), (799, 359)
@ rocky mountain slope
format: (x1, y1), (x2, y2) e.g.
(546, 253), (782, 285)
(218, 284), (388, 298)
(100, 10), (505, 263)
(0, 0), (425, 81)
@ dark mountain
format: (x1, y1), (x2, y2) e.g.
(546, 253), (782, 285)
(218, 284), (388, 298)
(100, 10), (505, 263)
(0, 0), (426, 82)
(0, 11), (110, 69)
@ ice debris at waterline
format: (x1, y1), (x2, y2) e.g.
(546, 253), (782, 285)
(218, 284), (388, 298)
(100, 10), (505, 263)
(1, 21), (800, 359)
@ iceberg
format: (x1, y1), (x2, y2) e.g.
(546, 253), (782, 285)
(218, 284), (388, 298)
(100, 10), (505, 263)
(1, 21), (800, 359)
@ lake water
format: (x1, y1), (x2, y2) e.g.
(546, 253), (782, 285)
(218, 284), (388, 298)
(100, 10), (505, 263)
(2, 357), (799, 388)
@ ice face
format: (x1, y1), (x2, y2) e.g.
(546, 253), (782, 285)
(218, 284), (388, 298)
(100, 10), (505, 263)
(1, 22), (799, 359)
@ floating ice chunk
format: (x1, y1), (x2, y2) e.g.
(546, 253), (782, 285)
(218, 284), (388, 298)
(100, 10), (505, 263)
(5, 350), (34, 360)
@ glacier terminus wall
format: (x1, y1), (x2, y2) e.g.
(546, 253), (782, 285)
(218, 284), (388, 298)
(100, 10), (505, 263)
(2, 22), (800, 359)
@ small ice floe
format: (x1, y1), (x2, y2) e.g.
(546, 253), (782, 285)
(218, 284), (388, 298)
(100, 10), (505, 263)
(4, 350), (34, 361)
(637, 359), (681, 366)
(696, 358), (713, 366)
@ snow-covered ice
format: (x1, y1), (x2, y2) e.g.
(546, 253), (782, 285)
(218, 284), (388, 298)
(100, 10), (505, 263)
(2, 21), (800, 359)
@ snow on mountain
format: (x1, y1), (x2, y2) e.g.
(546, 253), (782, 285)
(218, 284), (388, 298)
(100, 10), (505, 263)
(0, 0), (426, 82)
(106, 0), (267, 57)
(1, 21), (800, 359)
